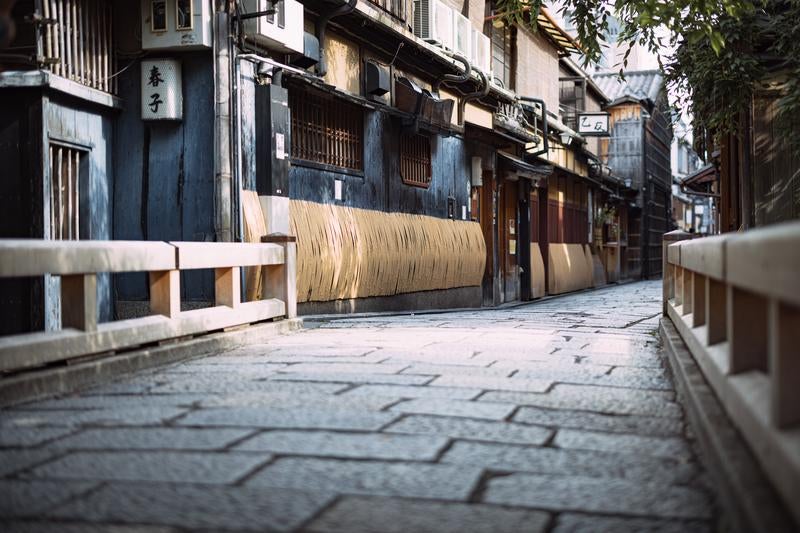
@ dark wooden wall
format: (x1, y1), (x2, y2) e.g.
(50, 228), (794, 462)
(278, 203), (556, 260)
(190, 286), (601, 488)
(287, 105), (472, 219)
(113, 52), (216, 307)
(0, 90), (43, 334)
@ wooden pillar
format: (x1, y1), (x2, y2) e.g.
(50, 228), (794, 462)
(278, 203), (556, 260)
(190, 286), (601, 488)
(662, 229), (691, 315)
(149, 270), (180, 318)
(675, 267), (684, 306)
(61, 274), (97, 332)
(727, 286), (768, 373)
(769, 300), (800, 428)
(215, 266), (241, 308)
(681, 268), (693, 316)
(692, 273), (707, 327)
(262, 235), (297, 319)
(706, 277), (727, 345)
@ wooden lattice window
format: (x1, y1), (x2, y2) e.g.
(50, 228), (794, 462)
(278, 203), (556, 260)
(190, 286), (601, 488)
(41, 0), (116, 94)
(368, 0), (405, 21)
(400, 133), (432, 188)
(49, 144), (85, 240)
(290, 90), (364, 172)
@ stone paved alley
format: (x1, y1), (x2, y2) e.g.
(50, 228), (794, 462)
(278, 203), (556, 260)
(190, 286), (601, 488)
(0, 281), (719, 532)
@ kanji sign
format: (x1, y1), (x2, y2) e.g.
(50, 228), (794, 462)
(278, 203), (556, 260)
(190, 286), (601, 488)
(577, 112), (610, 136)
(141, 60), (182, 121)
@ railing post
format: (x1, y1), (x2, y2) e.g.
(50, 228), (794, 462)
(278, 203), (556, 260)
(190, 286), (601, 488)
(215, 266), (241, 308)
(149, 270), (181, 318)
(692, 273), (707, 327)
(706, 277), (727, 344)
(262, 234), (297, 319)
(61, 274), (97, 332)
(768, 299), (800, 428)
(727, 286), (768, 373)
(662, 230), (692, 316)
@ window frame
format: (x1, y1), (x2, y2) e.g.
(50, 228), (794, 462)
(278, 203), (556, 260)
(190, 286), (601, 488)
(289, 89), (366, 176)
(399, 132), (433, 189)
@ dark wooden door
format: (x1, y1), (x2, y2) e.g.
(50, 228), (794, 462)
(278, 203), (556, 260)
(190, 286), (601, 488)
(502, 179), (519, 302)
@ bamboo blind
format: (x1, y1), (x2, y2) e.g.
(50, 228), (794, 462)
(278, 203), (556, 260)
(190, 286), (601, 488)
(241, 190), (267, 301)
(42, 0), (115, 93)
(290, 200), (486, 303)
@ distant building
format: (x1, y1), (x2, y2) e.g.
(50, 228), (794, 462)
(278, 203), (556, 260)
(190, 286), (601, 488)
(593, 70), (674, 279)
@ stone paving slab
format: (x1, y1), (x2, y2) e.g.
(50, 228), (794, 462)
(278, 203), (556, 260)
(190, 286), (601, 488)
(384, 414), (553, 445)
(390, 398), (517, 420)
(479, 383), (683, 418)
(484, 473), (712, 519)
(0, 281), (722, 531)
(177, 407), (399, 431)
(44, 427), (254, 451)
(553, 428), (692, 459)
(0, 479), (99, 518)
(512, 405), (685, 437)
(234, 430), (449, 460)
(245, 457), (484, 500)
(305, 496), (551, 533)
(47, 482), (335, 531)
(552, 513), (711, 533)
(439, 441), (697, 485)
(343, 383), (483, 400)
(28, 451), (271, 484)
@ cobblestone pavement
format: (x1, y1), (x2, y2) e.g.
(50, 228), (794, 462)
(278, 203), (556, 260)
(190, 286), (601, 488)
(0, 281), (720, 532)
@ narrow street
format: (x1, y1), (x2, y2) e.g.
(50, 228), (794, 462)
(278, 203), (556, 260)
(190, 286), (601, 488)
(1, 281), (717, 532)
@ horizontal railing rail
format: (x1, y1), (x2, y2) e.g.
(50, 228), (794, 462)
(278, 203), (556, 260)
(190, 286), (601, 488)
(0, 238), (297, 373)
(662, 222), (800, 525)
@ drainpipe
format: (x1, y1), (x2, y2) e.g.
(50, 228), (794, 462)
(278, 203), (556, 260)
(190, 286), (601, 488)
(231, 53), (318, 242)
(315, 0), (357, 77)
(458, 69), (489, 126)
(433, 53), (471, 98)
(213, 2), (233, 242)
(518, 96), (549, 157)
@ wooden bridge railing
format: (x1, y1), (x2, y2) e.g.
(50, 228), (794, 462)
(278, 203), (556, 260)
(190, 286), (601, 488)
(0, 238), (296, 373)
(663, 222), (800, 524)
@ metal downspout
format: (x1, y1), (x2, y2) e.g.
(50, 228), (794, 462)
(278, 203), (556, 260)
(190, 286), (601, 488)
(315, 0), (357, 77)
(458, 69), (489, 126)
(433, 54), (471, 98)
(213, 2), (233, 242)
(518, 96), (549, 157)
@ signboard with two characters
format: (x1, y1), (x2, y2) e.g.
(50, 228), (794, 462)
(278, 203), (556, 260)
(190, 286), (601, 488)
(141, 59), (183, 121)
(577, 112), (610, 137)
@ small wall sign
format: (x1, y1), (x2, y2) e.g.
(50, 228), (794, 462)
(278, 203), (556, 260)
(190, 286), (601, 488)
(577, 112), (610, 136)
(141, 59), (183, 121)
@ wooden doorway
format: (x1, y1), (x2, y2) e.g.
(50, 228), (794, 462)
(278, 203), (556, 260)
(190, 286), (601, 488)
(501, 178), (519, 303)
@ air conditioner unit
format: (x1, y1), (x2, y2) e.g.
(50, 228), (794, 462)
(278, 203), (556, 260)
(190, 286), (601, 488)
(241, 0), (304, 55)
(141, 0), (213, 51)
(451, 11), (471, 59)
(471, 28), (490, 74)
(413, 0), (454, 49)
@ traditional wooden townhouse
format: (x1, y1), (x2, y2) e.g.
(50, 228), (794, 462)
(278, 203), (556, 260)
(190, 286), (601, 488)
(0, 0), (650, 331)
(593, 69), (673, 279)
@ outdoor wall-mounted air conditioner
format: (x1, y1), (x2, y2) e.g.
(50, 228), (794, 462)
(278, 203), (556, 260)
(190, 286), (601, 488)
(413, 0), (454, 49)
(241, 0), (304, 55)
(141, 0), (213, 51)
(471, 28), (490, 74)
(451, 11), (472, 59)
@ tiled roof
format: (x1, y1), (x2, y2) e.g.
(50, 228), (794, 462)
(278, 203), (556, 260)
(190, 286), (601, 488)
(591, 70), (664, 104)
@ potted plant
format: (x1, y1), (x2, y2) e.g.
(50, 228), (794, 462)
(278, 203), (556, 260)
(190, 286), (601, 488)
(593, 205), (616, 245)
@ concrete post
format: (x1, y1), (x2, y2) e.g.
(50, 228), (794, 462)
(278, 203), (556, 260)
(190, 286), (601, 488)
(662, 229), (692, 316)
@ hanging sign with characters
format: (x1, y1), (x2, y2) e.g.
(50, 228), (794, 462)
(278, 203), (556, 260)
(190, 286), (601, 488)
(141, 59), (183, 121)
(577, 112), (610, 136)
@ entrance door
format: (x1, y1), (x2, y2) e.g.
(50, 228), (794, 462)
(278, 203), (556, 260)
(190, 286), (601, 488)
(502, 178), (519, 302)
(478, 171), (496, 306)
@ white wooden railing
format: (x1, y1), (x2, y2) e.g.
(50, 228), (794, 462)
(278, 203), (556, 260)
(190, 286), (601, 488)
(0, 238), (296, 373)
(663, 222), (800, 525)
